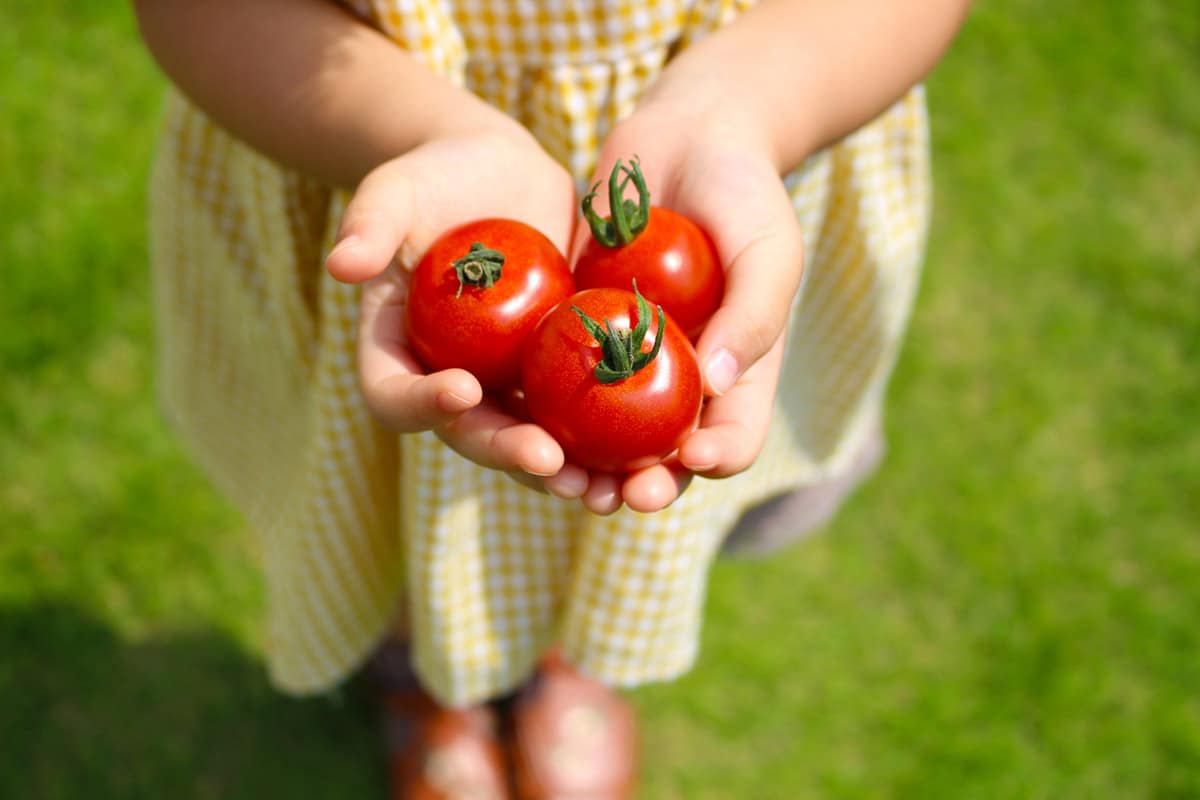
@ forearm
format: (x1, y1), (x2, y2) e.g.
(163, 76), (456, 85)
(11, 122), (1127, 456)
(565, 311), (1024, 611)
(642, 0), (971, 171)
(132, 0), (514, 189)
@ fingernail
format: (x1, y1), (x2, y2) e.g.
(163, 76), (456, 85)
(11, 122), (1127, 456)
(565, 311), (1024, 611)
(704, 348), (739, 396)
(436, 390), (475, 413)
(524, 444), (560, 478)
(548, 468), (588, 499)
(327, 235), (361, 260)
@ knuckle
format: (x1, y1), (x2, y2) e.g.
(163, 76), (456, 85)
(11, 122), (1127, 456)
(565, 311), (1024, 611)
(713, 428), (763, 478)
(363, 376), (429, 434)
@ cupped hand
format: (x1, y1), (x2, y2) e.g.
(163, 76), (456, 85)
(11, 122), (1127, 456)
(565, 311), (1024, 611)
(327, 127), (593, 503)
(571, 106), (805, 513)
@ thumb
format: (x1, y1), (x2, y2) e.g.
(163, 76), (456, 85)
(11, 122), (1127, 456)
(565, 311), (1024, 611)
(325, 161), (419, 283)
(693, 195), (803, 397)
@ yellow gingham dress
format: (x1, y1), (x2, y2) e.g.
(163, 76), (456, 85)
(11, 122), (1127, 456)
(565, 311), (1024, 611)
(148, 0), (930, 705)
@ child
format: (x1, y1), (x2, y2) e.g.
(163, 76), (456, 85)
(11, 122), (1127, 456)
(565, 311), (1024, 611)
(134, 0), (969, 796)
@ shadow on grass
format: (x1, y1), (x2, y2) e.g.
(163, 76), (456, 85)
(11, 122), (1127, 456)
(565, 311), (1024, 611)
(0, 602), (383, 799)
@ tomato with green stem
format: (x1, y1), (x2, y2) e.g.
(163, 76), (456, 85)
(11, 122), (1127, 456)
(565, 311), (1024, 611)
(521, 284), (703, 473)
(405, 218), (574, 390)
(574, 157), (724, 340)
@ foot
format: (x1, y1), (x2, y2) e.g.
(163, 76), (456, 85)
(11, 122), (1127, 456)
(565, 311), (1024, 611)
(505, 652), (637, 799)
(384, 687), (510, 800)
(366, 640), (510, 800)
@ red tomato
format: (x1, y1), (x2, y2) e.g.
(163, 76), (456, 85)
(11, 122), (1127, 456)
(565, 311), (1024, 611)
(521, 285), (703, 473)
(406, 218), (574, 390)
(574, 158), (724, 339)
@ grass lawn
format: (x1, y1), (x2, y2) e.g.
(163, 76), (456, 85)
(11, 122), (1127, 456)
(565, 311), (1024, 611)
(2, 1), (1197, 797)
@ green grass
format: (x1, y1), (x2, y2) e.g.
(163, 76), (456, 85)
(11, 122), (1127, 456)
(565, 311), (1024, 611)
(2, 1), (1197, 797)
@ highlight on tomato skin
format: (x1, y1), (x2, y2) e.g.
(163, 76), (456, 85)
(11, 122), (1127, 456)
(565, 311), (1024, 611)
(404, 218), (575, 391)
(574, 157), (725, 340)
(520, 285), (703, 474)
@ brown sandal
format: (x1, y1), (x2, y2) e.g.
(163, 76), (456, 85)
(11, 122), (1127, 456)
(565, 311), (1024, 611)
(367, 641), (511, 800)
(384, 687), (510, 800)
(505, 651), (637, 799)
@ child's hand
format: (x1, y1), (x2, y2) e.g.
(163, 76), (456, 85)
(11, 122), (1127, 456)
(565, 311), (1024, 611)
(326, 128), (596, 504)
(569, 107), (804, 513)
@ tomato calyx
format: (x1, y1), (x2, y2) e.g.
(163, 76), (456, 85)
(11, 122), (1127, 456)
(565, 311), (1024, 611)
(571, 283), (665, 384)
(452, 242), (505, 297)
(582, 156), (651, 248)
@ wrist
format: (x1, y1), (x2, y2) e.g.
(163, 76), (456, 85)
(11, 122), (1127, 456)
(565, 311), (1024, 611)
(635, 68), (797, 174)
(430, 90), (518, 138)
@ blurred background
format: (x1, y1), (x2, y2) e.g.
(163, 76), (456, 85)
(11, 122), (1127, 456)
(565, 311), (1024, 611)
(1, 1), (1197, 797)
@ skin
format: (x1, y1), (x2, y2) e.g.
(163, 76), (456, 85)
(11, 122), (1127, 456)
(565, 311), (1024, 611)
(133, 0), (972, 514)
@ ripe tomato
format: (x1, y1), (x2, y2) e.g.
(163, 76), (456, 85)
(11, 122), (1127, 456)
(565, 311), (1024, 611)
(574, 158), (724, 339)
(521, 285), (703, 473)
(406, 218), (574, 390)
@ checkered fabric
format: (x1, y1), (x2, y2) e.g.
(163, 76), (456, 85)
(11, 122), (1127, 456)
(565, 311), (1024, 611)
(148, 0), (930, 705)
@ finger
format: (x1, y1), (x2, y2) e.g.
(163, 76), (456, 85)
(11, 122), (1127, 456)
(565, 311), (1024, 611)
(668, 156), (801, 397)
(622, 462), (693, 513)
(678, 335), (785, 478)
(696, 224), (801, 396)
(357, 272), (482, 430)
(326, 166), (418, 283)
(582, 472), (623, 516)
(439, 406), (564, 477)
(356, 268), (482, 431)
(363, 370), (482, 433)
(506, 470), (549, 493)
(506, 464), (588, 499)
(543, 464), (590, 500)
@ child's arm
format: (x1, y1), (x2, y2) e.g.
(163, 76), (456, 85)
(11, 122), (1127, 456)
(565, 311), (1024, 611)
(132, 0), (520, 189)
(643, 0), (971, 174)
(135, 0), (592, 503)
(584, 0), (971, 511)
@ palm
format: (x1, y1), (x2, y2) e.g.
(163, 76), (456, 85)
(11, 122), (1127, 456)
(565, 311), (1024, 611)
(364, 132), (577, 267)
(574, 116), (804, 512)
(329, 131), (593, 501)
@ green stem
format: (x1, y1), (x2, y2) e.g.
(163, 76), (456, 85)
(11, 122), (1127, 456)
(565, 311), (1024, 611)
(452, 242), (505, 297)
(581, 156), (652, 248)
(571, 282), (664, 384)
